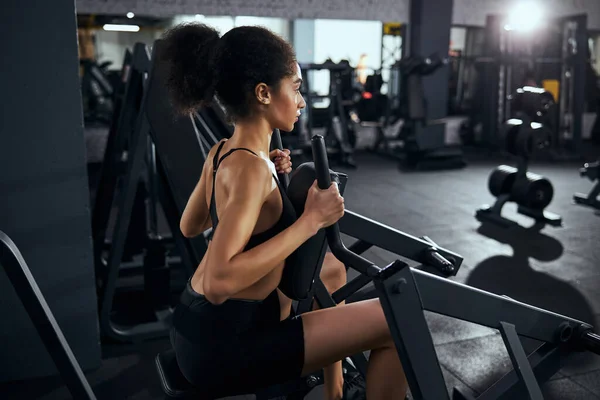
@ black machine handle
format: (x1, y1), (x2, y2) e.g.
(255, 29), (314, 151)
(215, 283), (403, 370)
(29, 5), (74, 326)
(311, 135), (380, 277)
(272, 129), (290, 190)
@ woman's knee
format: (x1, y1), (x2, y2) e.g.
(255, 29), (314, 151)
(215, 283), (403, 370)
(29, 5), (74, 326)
(321, 252), (347, 291)
(299, 298), (394, 373)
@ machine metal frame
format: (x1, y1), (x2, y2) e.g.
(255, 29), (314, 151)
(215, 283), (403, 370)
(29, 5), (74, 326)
(0, 231), (97, 400)
(310, 134), (600, 400)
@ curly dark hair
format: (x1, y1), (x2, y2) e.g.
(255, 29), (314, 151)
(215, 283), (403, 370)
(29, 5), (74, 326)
(160, 23), (298, 120)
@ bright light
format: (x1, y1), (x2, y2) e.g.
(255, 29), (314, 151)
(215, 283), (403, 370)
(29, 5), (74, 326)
(505, 2), (543, 32)
(507, 118), (524, 126)
(519, 86), (546, 94)
(531, 122), (543, 130)
(103, 24), (140, 32)
(127, 12), (135, 19)
(195, 14), (205, 20)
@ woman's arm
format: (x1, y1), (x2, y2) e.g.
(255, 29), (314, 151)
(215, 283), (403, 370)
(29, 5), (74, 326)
(180, 158), (212, 238)
(203, 152), (318, 304)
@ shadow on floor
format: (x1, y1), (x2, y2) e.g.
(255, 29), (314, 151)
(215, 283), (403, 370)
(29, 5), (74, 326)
(467, 222), (594, 324)
(465, 222), (597, 384)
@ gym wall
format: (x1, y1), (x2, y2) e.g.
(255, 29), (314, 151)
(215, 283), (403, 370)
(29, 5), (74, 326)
(77, 0), (409, 23)
(0, 0), (101, 383)
(95, 29), (163, 70)
(76, 0), (600, 30)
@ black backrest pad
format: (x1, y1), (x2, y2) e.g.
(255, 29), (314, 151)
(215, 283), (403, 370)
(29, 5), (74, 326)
(282, 163), (347, 300)
(144, 40), (208, 260)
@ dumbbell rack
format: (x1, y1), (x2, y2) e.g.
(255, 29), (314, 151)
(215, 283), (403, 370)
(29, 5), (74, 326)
(573, 161), (600, 210)
(477, 158), (562, 228)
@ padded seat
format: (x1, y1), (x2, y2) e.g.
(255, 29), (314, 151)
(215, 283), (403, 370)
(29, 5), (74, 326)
(155, 349), (316, 400)
(155, 349), (199, 399)
(155, 348), (332, 400)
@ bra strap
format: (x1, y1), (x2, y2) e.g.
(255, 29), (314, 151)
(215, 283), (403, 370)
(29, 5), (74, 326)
(208, 144), (259, 234)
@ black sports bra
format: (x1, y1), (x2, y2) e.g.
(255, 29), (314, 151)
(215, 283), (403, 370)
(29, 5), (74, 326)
(208, 140), (297, 250)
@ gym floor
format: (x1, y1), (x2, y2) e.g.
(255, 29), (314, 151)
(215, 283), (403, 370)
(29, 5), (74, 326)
(2, 145), (600, 400)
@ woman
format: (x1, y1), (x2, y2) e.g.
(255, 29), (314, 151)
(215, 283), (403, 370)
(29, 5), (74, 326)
(162, 23), (408, 400)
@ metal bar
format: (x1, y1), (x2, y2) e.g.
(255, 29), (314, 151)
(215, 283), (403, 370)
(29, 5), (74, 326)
(373, 260), (449, 400)
(313, 278), (334, 308)
(478, 343), (561, 400)
(582, 331), (600, 355)
(347, 239), (373, 255)
(339, 210), (463, 272)
(0, 232), (97, 400)
(571, 15), (588, 154)
(146, 138), (159, 237)
(498, 322), (544, 400)
(295, 295), (315, 315)
(304, 71), (313, 138)
(332, 274), (372, 304)
(414, 268), (591, 342)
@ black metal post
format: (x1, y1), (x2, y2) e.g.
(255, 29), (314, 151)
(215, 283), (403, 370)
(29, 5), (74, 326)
(374, 260), (450, 400)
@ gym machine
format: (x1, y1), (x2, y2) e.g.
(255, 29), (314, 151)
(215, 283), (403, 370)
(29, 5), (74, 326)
(80, 58), (115, 125)
(311, 132), (600, 400)
(294, 61), (358, 169)
(154, 134), (600, 400)
(374, 53), (466, 170)
(95, 42), (199, 343)
(464, 13), (587, 160)
(477, 86), (562, 228)
(573, 160), (600, 210)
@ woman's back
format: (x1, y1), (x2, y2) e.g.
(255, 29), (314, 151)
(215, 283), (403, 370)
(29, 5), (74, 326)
(190, 138), (297, 301)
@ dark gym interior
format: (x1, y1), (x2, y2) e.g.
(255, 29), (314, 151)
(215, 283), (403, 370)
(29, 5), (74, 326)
(1, 0), (600, 399)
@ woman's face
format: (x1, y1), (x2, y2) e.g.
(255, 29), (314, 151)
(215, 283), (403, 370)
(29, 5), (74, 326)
(268, 63), (306, 132)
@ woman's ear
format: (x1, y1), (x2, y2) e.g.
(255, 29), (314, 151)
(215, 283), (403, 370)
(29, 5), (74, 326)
(255, 83), (272, 105)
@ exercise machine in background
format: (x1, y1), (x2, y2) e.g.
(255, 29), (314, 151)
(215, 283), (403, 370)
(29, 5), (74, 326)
(80, 59), (116, 126)
(477, 86), (562, 228)
(460, 13), (588, 160)
(289, 61), (359, 169)
(92, 43), (195, 343)
(372, 53), (466, 170)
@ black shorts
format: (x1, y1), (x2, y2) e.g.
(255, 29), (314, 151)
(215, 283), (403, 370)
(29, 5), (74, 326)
(171, 281), (306, 398)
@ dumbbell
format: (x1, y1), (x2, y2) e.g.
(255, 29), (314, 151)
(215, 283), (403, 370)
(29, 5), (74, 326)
(510, 86), (556, 121)
(488, 165), (554, 210)
(501, 119), (551, 158)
